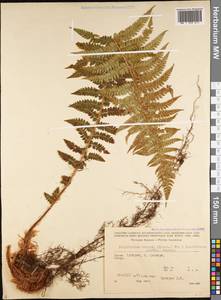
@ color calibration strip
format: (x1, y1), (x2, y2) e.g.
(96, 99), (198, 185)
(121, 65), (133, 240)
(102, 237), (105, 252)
(211, 1), (221, 298)
(211, 239), (221, 295)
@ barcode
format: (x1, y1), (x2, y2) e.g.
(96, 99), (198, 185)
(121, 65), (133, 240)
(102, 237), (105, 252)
(176, 8), (203, 24)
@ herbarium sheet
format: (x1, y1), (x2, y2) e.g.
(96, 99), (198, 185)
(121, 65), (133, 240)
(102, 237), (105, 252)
(1, 1), (210, 298)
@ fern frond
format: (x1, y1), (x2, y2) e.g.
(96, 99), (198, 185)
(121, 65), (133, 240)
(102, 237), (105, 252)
(121, 27), (153, 50)
(156, 161), (176, 199)
(154, 109), (182, 120)
(148, 153), (176, 167)
(69, 58), (88, 70)
(72, 87), (100, 97)
(138, 54), (170, 82)
(76, 42), (103, 51)
(8, 10), (188, 293)
(77, 128), (90, 143)
(88, 65), (130, 84)
(60, 175), (71, 185)
(142, 30), (167, 50)
(142, 86), (173, 102)
(80, 57), (119, 75)
(98, 124), (118, 134)
(101, 83), (131, 97)
(93, 35), (112, 45)
(64, 139), (84, 154)
(91, 141), (110, 154)
(69, 100), (102, 115)
(74, 28), (99, 40)
(74, 27), (112, 45)
(68, 6), (183, 200)
(139, 66), (174, 91)
(94, 132), (115, 144)
(114, 6), (154, 41)
(87, 152), (105, 162)
(44, 192), (54, 204)
(155, 96), (181, 110)
(65, 118), (90, 127)
(58, 151), (85, 169)
(101, 107), (127, 117)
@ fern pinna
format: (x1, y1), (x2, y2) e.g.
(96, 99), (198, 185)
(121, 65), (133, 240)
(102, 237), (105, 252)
(44, 91), (126, 204)
(70, 6), (182, 199)
(44, 68), (127, 203)
(6, 6), (188, 294)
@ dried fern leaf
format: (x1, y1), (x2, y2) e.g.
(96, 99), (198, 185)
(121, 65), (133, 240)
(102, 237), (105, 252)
(87, 152), (105, 162)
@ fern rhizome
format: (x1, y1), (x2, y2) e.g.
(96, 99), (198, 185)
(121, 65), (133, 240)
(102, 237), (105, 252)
(6, 6), (200, 294)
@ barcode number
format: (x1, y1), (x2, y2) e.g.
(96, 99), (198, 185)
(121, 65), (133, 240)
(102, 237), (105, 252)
(176, 8), (203, 24)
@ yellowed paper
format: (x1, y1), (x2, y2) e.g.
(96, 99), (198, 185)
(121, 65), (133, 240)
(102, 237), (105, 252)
(2, 1), (210, 298)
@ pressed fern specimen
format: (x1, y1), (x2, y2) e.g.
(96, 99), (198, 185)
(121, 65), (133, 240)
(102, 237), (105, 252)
(6, 53), (126, 292)
(69, 6), (182, 200)
(6, 6), (199, 294)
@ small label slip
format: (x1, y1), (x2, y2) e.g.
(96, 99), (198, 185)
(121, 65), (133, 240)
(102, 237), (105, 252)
(176, 8), (204, 25)
(105, 227), (209, 296)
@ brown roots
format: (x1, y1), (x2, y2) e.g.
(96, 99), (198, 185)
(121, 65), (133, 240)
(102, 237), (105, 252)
(6, 228), (55, 293)
(6, 245), (53, 293)
(6, 229), (91, 293)
(6, 191), (160, 294)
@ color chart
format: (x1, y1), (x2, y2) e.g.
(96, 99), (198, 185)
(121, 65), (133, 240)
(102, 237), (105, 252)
(211, 1), (221, 298)
(211, 239), (221, 295)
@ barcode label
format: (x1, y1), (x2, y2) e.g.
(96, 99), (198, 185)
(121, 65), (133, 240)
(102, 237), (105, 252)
(176, 8), (203, 25)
